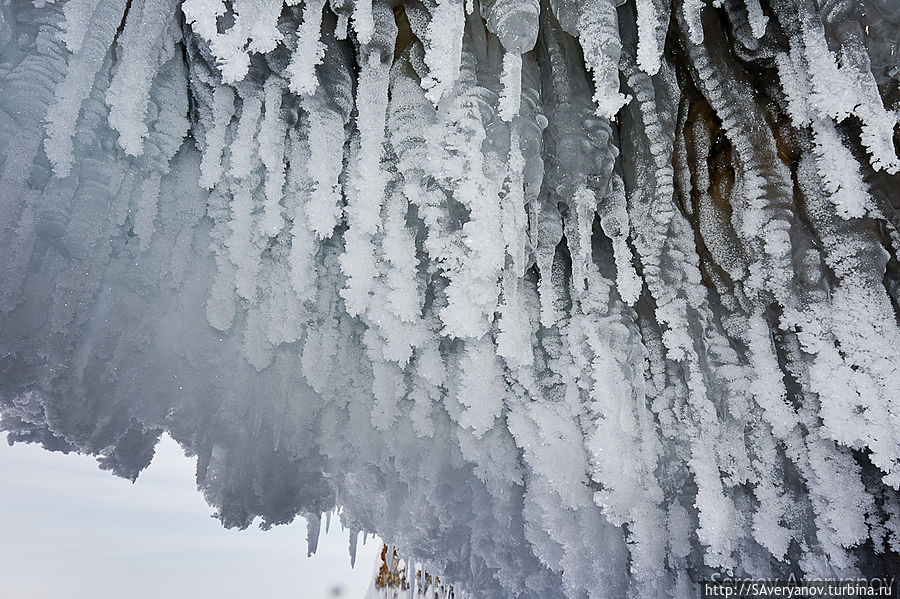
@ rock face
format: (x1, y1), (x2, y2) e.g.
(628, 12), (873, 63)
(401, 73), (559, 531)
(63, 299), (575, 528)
(1, 0), (899, 596)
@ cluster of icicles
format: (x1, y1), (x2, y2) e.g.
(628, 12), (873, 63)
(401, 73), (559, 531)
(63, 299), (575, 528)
(0, 0), (899, 596)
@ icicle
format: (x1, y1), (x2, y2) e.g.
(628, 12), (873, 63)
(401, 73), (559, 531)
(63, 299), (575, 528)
(60, 0), (104, 53)
(796, 1), (856, 122)
(570, 184), (596, 293)
(775, 48), (813, 126)
(228, 95), (261, 179)
(340, 1), (395, 314)
(134, 171), (161, 250)
(340, 60), (390, 314)
(244, 0), (284, 53)
(386, 543), (395, 569)
(378, 190), (426, 360)
(302, 93), (346, 238)
(635, 0), (663, 74)
(743, 0), (768, 38)
(496, 127), (533, 367)
(352, 0), (374, 46)
(285, 131), (318, 302)
(349, 528), (359, 567)
(681, 0), (706, 44)
(480, 0), (540, 53)
(455, 337), (505, 436)
(228, 179), (261, 301)
(599, 176), (641, 304)
(207, 255), (237, 330)
(809, 118), (872, 219)
(199, 86), (236, 189)
(189, 0), (285, 83)
(287, 0), (327, 96)
(181, 0), (227, 43)
(421, 0), (464, 104)
(503, 127), (527, 272)
(45, 0), (128, 176)
(258, 78), (287, 235)
(406, 556), (414, 597)
(105, 0), (180, 156)
(576, 0), (629, 119)
(499, 52), (522, 121)
(306, 513), (321, 556)
(535, 200), (563, 327)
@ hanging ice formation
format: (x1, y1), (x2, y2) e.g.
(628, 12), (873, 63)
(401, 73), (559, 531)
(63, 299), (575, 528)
(1, 0), (900, 595)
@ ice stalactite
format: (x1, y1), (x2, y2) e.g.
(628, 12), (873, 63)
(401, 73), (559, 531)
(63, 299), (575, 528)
(1, 0), (900, 596)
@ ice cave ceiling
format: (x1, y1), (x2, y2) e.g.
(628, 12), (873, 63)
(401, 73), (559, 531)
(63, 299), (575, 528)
(1, 0), (899, 596)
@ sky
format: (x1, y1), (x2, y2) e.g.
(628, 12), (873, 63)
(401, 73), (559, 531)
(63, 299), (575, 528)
(0, 431), (381, 599)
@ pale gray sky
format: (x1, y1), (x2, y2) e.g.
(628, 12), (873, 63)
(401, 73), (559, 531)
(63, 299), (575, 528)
(0, 431), (380, 599)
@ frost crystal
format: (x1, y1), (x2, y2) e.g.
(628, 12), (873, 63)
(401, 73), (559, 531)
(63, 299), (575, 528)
(1, 0), (900, 595)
